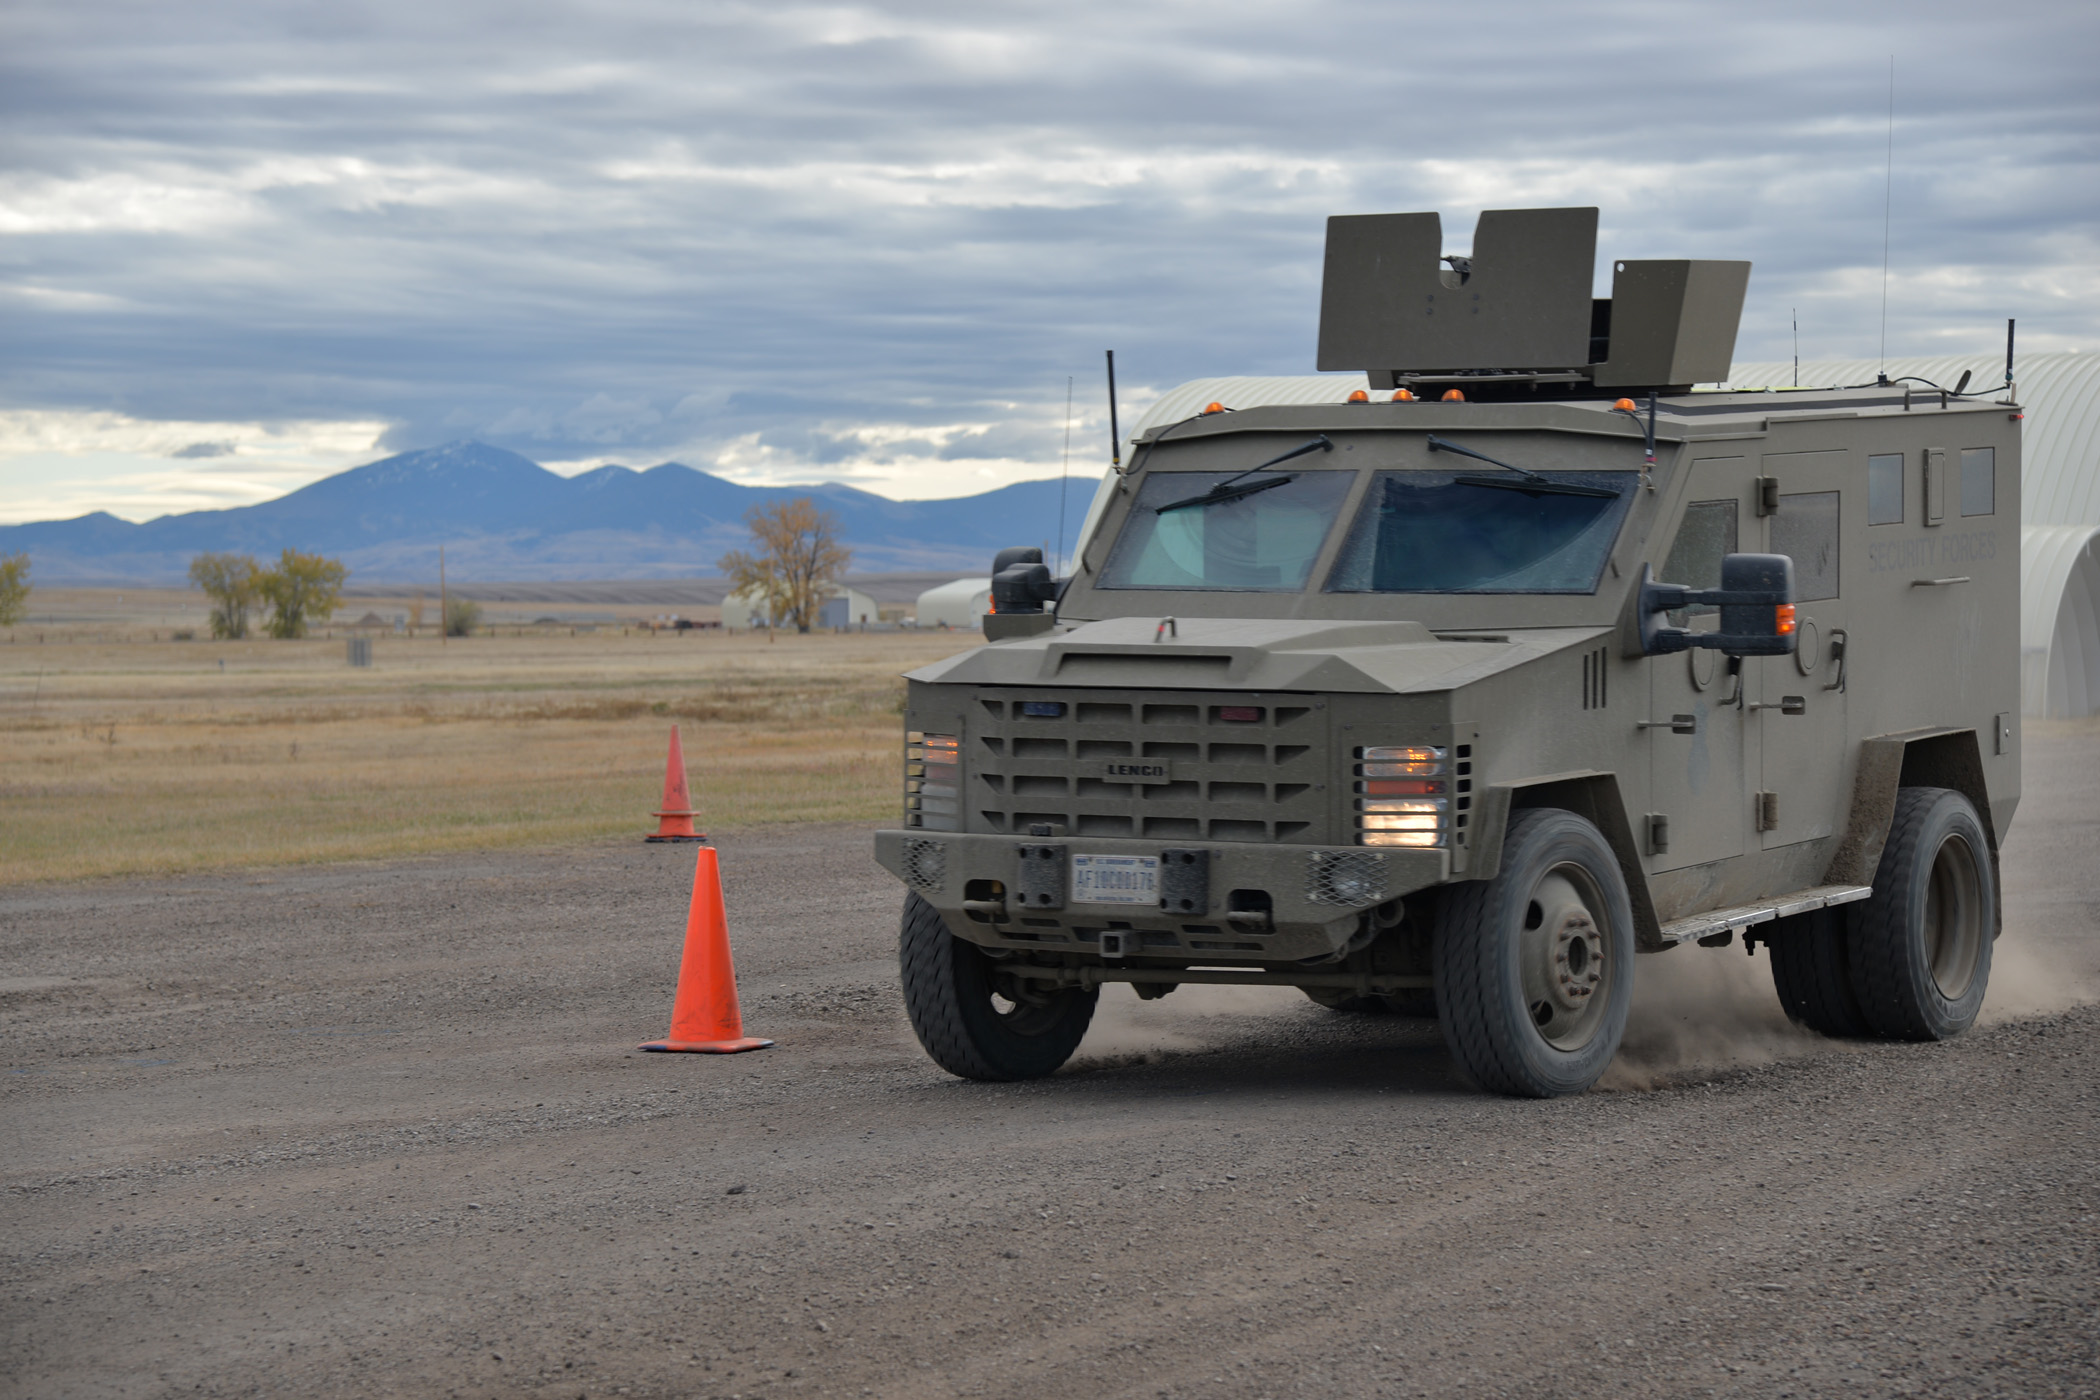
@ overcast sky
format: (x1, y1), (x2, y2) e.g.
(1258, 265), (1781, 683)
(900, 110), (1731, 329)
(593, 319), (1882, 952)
(3, 0), (2095, 523)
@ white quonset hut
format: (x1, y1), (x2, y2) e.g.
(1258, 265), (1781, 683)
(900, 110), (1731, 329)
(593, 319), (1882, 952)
(916, 577), (992, 629)
(1071, 353), (2100, 717)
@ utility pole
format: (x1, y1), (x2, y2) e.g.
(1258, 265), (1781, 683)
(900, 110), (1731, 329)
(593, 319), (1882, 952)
(439, 545), (448, 648)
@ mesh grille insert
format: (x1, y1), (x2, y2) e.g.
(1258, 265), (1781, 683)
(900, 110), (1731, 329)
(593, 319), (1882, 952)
(901, 838), (947, 891)
(1306, 850), (1390, 907)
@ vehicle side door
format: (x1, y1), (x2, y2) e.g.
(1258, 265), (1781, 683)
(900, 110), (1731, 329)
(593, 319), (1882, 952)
(1646, 458), (1750, 872)
(1756, 451), (1849, 849)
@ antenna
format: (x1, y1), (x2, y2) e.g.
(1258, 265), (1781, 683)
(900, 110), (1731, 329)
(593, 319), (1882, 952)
(2006, 318), (2017, 391)
(1878, 56), (1895, 376)
(1056, 375), (1072, 575)
(1792, 308), (1799, 386)
(1105, 350), (1121, 471)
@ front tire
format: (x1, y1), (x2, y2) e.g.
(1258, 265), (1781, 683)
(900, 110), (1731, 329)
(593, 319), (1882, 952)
(898, 894), (1097, 1080)
(1434, 809), (1635, 1097)
(1848, 786), (1995, 1040)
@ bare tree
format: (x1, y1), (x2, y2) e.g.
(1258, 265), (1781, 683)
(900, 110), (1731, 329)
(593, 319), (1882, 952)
(719, 498), (852, 634)
(188, 552), (261, 638)
(0, 552), (29, 628)
(255, 549), (348, 639)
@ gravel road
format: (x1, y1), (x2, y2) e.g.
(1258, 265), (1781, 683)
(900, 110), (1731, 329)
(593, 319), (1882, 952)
(4, 731), (2097, 1400)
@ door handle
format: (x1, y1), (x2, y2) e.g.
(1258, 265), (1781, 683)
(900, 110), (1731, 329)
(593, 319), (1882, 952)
(1822, 628), (1847, 692)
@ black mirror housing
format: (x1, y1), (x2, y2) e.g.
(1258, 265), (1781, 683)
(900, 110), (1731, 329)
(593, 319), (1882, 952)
(990, 546), (1061, 615)
(1638, 552), (1796, 657)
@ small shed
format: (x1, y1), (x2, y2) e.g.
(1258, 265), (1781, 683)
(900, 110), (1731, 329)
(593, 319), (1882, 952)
(722, 583), (880, 630)
(917, 577), (992, 629)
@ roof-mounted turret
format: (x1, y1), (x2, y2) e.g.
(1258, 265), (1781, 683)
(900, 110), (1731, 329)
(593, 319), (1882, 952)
(1315, 206), (1749, 397)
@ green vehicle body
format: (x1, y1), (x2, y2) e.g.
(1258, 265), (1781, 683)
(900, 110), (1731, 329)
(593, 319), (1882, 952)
(874, 207), (2020, 1091)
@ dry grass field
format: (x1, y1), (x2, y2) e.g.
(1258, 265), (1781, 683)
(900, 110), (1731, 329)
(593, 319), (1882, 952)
(0, 589), (977, 884)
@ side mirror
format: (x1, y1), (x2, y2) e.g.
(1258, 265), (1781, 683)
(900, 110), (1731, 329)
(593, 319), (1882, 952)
(1638, 552), (1797, 657)
(990, 546), (1061, 615)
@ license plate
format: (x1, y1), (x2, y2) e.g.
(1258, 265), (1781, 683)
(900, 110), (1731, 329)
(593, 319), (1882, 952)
(1070, 854), (1159, 906)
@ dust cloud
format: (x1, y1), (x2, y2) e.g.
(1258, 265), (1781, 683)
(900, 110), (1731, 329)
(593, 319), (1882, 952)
(1982, 913), (2099, 1023)
(1988, 719), (2100, 1021)
(1601, 940), (1822, 1090)
(1070, 981), (1303, 1065)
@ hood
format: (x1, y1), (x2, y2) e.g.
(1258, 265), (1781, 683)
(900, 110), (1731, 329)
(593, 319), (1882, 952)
(908, 615), (1608, 694)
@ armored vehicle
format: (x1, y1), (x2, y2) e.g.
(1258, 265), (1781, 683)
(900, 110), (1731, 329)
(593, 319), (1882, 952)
(875, 206), (2021, 1096)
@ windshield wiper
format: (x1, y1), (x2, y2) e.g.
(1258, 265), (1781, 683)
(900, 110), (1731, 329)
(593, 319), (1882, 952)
(1155, 435), (1333, 514)
(1427, 434), (1619, 499)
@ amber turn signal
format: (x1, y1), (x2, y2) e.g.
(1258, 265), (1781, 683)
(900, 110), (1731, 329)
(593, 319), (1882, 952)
(1202, 401), (1226, 415)
(1613, 398), (1638, 411)
(1776, 604), (1797, 635)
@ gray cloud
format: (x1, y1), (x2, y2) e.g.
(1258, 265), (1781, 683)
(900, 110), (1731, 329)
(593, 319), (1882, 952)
(2, 0), (2095, 485)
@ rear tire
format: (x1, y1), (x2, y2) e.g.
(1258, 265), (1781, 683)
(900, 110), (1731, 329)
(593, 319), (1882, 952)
(898, 893), (1096, 1080)
(1847, 786), (1995, 1040)
(1768, 907), (1872, 1038)
(1434, 808), (1635, 1097)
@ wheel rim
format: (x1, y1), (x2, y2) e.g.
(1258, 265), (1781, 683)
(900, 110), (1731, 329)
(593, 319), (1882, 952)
(1518, 866), (1615, 1051)
(1923, 832), (1985, 999)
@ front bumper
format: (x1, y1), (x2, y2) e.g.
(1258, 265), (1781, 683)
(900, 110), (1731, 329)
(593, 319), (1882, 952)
(873, 829), (1449, 963)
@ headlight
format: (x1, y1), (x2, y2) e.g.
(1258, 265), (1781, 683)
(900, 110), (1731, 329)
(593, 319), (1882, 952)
(1354, 746), (1446, 847)
(906, 732), (960, 831)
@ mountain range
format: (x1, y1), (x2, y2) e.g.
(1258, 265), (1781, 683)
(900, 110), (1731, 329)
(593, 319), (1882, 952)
(1, 442), (1099, 583)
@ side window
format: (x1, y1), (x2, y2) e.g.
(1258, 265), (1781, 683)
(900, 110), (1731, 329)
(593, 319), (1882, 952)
(1960, 447), (1996, 516)
(1772, 491), (1840, 602)
(1659, 499), (1737, 620)
(1868, 453), (1904, 525)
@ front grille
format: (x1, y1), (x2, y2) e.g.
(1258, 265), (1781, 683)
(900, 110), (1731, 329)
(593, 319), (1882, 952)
(963, 690), (1326, 844)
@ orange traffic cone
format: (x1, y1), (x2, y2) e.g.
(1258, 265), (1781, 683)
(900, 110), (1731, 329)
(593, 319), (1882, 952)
(645, 725), (707, 842)
(640, 846), (773, 1054)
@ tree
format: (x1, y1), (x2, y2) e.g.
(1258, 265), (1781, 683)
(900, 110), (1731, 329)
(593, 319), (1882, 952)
(0, 552), (29, 628)
(718, 498), (852, 634)
(444, 596), (482, 636)
(255, 549), (348, 639)
(188, 552), (261, 638)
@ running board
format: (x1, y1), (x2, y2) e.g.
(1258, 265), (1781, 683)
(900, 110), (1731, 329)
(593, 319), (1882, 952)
(1659, 884), (1873, 946)
(998, 965), (1432, 994)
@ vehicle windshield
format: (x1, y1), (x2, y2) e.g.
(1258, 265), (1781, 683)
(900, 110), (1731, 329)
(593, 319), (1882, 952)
(1098, 470), (1355, 591)
(1325, 470), (1638, 594)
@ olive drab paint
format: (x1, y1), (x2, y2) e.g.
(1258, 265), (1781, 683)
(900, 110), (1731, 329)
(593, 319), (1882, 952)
(875, 208), (2021, 1095)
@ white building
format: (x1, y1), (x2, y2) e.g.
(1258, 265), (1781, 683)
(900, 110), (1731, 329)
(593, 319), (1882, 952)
(1072, 352), (2100, 717)
(915, 577), (992, 629)
(721, 582), (880, 630)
